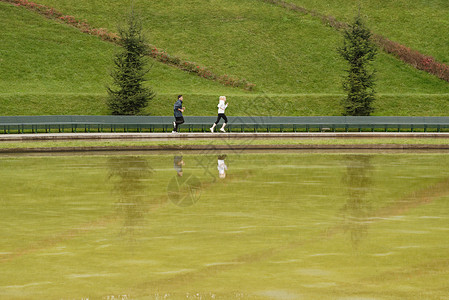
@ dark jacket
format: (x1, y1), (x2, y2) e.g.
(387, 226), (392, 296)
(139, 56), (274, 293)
(174, 100), (183, 117)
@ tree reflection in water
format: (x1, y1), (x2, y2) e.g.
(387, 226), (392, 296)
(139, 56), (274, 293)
(341, 155), (374, 249)
(108, 156), (155, 240)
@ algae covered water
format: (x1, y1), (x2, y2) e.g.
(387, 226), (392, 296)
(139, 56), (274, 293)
(0, 152), (448, 299)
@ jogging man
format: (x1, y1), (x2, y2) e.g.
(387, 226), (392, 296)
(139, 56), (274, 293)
(173, 155), (185, 176)
(173, 95), (185, 133)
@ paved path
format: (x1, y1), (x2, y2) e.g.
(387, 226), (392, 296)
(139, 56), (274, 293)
(1, 132), (449, 141)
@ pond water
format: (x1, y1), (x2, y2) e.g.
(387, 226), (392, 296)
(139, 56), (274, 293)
(0, 152), (448, 299)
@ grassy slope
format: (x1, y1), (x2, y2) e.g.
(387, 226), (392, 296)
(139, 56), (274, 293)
(1, 0), (449, 116)
(288, 0), (449, 64)
(32, 0), (449, 92)
(0, 2), (240, 115)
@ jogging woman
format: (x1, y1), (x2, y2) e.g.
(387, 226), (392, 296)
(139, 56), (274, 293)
(210, 96), (228, 133)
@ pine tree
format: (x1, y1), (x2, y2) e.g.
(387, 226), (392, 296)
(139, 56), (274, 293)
(107, 11), (155, 115)
(338, 15), (377, 116)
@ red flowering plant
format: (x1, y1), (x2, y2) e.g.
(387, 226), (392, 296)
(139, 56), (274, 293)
(373, 34), (449, 82)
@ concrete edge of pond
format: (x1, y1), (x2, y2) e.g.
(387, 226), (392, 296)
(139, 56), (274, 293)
(1, 132), (449, 142)
(1, 132), (449, 153)
(2, 144), (449, 154)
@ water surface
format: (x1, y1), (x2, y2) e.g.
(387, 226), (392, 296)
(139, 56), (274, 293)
(0, 152), (448, 299)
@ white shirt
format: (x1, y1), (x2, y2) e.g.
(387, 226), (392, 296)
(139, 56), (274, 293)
(218, 159), (227, 178)
(218, 100), (228, 114)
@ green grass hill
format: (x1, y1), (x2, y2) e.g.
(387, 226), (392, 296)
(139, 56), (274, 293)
(1, 0), (448, 116)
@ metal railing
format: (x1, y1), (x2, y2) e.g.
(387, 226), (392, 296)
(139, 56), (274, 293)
(1, 116), (449, 133)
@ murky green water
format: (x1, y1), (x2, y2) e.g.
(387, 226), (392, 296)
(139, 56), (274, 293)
(0, 152), (448, 299)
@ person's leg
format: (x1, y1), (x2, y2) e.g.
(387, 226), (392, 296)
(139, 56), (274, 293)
(172, 118), (177, 133)
(210, 115), (222, 132)
(175, 117), (185, 132)
(220, 114), (228, 132)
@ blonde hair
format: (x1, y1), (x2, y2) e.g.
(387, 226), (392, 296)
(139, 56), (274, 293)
(219, 96), (226, 101)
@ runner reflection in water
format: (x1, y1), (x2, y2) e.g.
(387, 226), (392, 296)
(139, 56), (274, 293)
(168, 155), (202, 207)
(174, 155), (185, 177)
(218, 155), (228, 179)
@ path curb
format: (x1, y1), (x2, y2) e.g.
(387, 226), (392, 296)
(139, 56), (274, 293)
(1, 132), (449, 141)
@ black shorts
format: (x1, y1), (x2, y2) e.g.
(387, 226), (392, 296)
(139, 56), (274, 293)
(173, 116), (184, 132)
(175, 116), (185, 124)
(214, 114), (228, 124)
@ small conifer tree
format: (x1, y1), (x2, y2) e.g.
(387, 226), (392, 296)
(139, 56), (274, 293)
(107, 11), (155, 115)
(338, 15), (377, 116)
